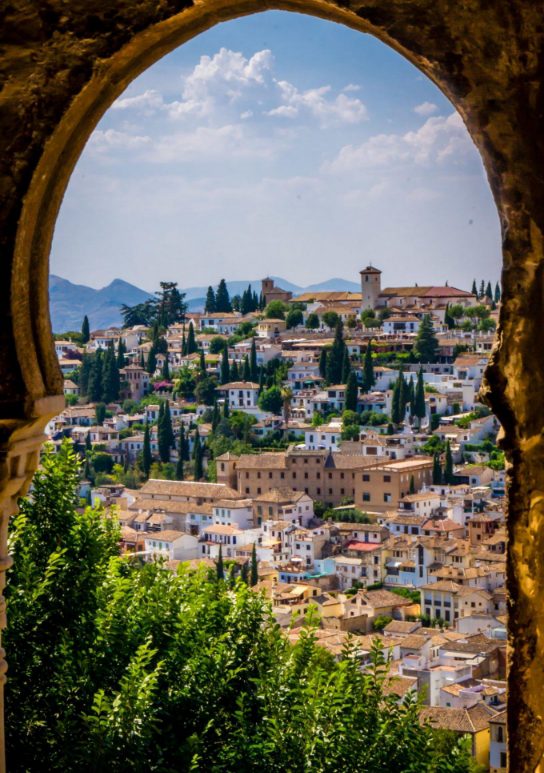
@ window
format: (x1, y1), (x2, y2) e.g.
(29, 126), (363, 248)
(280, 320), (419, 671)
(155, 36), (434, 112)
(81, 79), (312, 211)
(317, 472), (321, 479)
(280, 472), (285, 479)
(304, 472), (308, 479)
(383, 475), (391, 482)
(500, 752), (507, 768)
(363, 474), (370, 482)
(363, 493), (370, 502)
(384, 493), (392, 503)
(497, 726), (504, 743)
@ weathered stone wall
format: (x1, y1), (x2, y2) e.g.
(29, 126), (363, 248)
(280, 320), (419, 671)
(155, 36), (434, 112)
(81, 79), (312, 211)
(1, 1), (544, 770)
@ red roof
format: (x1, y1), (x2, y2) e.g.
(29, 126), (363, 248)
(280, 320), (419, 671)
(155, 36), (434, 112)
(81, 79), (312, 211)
(345, 540), (381, 552)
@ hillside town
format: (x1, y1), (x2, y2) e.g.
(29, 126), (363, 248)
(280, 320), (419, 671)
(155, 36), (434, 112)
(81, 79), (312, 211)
(51, 267), (506, 771)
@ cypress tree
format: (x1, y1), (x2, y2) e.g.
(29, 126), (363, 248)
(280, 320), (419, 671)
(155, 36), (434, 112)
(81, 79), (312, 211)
(147, 347), (157, 375)
(205, 286), (216, 313)
(250, 542), (258, 586)
(432, 453), (443, 485)
(258, 365), (264, 395)
(445, 440), (454, 484)
(211, 401), (220, 432)
(242, 355), (251, 381)
(143, 424), (152, 478)
(344, 371), (358, 412)
(223, 399), (230, 419)
(414, 315), (439, 363)
(102, 342), (120, 403)
(186, 323), (197, 354)
(326, 320), (345, 385)
(414, 368), (426, 427)
(444, 304), (455, 329)
(341, 348), (351, 383)
(479, 280), (485, 299)
(220, 346), (230, 384)
(362, 340), (375, 392)
(240, 561), (249, 584)
(158, 401), (174, 463)
(409, 475), (415, 494)
(81, 315), (90, 344)
(250, 338), (258, 381)
(408, 377), (416, 416)
(139, 351), (145, 369)
(162, 356), (170, 380)
(471, 279), (478, 296)
(88, 350), (104, 402)
(193, 428), (203, 480)
(230, 360), (239, 381)
(485, 281), (493, 301)
(116, 339), (126, 368)
(216, 544), (224, 580)
(181, 331), (187, 356)
(391, 378), (402, 425)
(494, 282), (501, 303)
(79, 354), (93, 396)
(319, 348), (328, 380)
(176, 430), (184, 480)
(215, 279), (232, 312)
(199, 349), (206, 374)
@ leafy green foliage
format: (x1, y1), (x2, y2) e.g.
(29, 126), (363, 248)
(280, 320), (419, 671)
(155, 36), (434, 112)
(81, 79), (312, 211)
(6, 447), (475, 772)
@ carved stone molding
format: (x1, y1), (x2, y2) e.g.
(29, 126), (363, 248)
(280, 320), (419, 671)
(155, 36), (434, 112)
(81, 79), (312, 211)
(1, 1), (544, 771)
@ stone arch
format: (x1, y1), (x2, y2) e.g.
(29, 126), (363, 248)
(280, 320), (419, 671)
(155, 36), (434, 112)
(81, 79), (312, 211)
(1, 1), (543, 770)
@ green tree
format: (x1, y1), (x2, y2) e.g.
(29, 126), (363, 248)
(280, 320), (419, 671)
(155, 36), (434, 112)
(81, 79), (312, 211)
(433, 452), (443, 484)
(195, 375), (217, 406)
(216, 544), (225, 580)
(322, 310), (339, 329)
(326, 319), (345, 385)
(186, 323), (197, 354)
(88, 349), (104, 402)
(175, 429), (184, 481)
(250, 542), (258, 586)
(361, 340), (375, 392)
(205, 285), (216, 313)
(5, 444), (121, 770)
(471, 279), (478, 296)
(485, 281), (493, 301)
(193, 428), (204, 480)
(319, 348), (328, 380)
(102, 343), (120, 402)
(306, 312), (319, 329)
(155, 281), (187, 326)
(341, 348), (351, 383)
(286, 308), (303, 328)
(230, 360), (240, 381)
(494, 281), (501, 303)
(158, 401), (174, 463)
(116, 338), (126, 368)
(142, 423), (152, 478)
(479, 279), (485, 299)
(209, 335), (226, 354)
(414, 368), (426, 428)
(161, 355), (170, 380)
(344, 371), (359, 412)
(258, 385), (283, 414)
(215, 279), (232, 312)
(147, 346), (157, 375)
(242, 355), (251, 381)
(409, 475), (415, 494)
(81, 315), (90, 344)
(199, 349), (207, 374)
(220, 346), (230, 384)
(95, 402), (106, 425)
(265, 300), (286, 319)
(414, 314), (439, 363)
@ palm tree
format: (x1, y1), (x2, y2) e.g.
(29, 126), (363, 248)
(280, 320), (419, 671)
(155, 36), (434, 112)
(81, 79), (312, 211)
(281, 386), (293, 429)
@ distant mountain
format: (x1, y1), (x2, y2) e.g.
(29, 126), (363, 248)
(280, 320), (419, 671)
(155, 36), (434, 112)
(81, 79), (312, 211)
(49, 274), (360, 332)
(300, 277), (360, 293)
(49, 275), (152, 332)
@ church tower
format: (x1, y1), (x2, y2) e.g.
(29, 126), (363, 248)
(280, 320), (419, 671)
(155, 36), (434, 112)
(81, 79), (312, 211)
(360, 265), (382, 311)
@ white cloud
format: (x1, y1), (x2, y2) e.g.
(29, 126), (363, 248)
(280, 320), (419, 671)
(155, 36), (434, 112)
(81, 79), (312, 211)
(88, 129), (151, 153)
(413, 101), (438, 116)
(146, 124), (275, 163)
(112, 89), (165, 114)
(267, 80), (367, 126)
(343, 83), (361, 93)
(324, 111), (472, 173)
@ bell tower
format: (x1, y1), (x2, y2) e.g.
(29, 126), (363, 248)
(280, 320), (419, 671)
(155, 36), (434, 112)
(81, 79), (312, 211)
(360, 265), (382, 312)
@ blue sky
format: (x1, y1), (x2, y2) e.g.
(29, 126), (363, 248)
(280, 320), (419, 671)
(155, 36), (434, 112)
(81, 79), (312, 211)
(50, 11), (501, 292)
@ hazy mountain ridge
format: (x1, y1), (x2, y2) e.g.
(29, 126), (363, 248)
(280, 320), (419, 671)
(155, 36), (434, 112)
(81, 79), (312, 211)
(49, 275), (360, 332)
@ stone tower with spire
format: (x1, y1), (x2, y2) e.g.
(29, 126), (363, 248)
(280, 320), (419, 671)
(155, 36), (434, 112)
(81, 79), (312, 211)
(360, 265), (382, 312)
